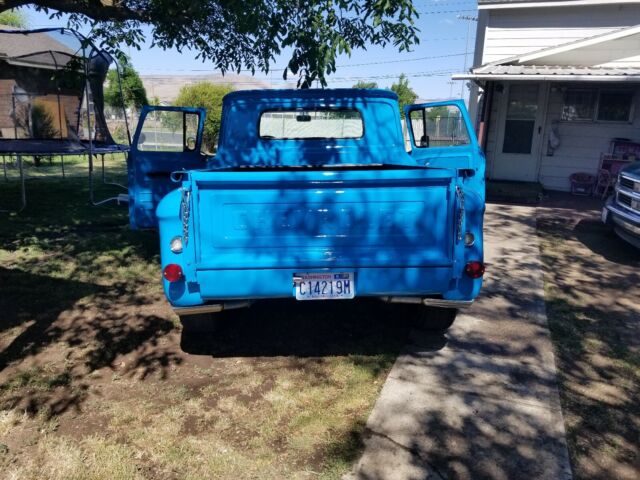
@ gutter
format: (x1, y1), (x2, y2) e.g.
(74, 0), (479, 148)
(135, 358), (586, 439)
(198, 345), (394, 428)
(452, 74), (640, 83)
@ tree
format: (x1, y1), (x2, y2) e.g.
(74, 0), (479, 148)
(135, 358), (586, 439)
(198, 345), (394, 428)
(390, 74), (418, 115)
(173, 82), (234, 153)
(427, 105), (450, 121)
(104, 54), (148, 111)
(0, 8), (27, 26)
(0, 1), (419, 88)
(353, 81), (378, 89)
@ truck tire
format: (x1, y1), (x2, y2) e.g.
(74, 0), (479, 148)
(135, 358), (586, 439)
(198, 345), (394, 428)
(414, 307), (458, 332)
(179, 313), (219, 334)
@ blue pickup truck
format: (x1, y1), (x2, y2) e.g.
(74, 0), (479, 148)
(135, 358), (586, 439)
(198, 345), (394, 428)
(127, 89), (485, 331)
(603, 162), (640, 248)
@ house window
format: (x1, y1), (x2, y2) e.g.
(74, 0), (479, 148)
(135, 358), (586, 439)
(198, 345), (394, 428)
(561, 90), (595, 121)
(597, 92), (634, 122)
(561, 89), (634, 123)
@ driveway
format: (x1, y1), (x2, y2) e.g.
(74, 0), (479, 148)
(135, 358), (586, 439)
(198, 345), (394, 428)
(347, 203), (573, 480)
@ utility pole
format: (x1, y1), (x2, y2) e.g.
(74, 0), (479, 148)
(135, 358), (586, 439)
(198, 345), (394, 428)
(457, 15), (478, 101)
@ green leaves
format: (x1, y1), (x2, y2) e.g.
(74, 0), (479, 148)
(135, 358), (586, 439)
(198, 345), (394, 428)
(104, 54), (148, 110)
(0, 9), (28, 27)
(26, 0), (419, 88)
(390, 73), (418, 114)
(173, 82), (233, 153)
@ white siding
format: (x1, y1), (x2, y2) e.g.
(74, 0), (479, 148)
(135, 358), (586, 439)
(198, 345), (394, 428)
(482, 4), (640, 64)
(538, 84), (640, 191)
(484, 81), (640, 191)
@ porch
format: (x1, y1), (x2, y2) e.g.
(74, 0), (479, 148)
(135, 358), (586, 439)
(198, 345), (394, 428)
(455, 23), (640, 191)
(476, 78), (640, 191)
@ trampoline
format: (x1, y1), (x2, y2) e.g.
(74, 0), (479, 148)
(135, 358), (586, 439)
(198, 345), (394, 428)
(0, 27), (130, 210)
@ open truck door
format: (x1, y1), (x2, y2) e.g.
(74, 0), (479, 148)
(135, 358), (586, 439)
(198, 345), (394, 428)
(128, 106), (207, 229)
(405, 100), (482, 172)
(404, 99), (485, 286)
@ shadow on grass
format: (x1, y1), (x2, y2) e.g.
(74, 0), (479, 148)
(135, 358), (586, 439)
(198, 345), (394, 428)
(0, 266), (179, 417)
(0, 178), (183, 418)
(573, 218), (640, 265)
(537, 211), (640, 480)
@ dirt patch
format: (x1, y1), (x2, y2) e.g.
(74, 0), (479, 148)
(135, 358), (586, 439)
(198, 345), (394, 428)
(0, 178), (407, 479)
(537, 198), (640, 480)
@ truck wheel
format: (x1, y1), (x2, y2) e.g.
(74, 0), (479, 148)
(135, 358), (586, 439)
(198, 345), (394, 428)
(179, 313), (219, 334)
(414, 307), (458, 332)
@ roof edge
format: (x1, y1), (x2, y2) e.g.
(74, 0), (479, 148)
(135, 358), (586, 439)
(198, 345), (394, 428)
(479, 0), (640, 10)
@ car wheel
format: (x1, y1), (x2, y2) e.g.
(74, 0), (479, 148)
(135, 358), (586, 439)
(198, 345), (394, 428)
(413, 307), (458, 332)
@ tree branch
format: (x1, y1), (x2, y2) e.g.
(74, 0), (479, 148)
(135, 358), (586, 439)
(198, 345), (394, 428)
(0, 0), (146, 22)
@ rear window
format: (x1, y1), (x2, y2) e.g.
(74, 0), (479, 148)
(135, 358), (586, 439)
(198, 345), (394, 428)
(259, 109), (363, 140)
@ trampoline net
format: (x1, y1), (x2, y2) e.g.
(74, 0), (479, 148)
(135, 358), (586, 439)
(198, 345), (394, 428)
(0, 28), (128, 154)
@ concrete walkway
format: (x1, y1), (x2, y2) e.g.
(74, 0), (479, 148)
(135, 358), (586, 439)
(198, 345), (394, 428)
(347, 204), (573, 480)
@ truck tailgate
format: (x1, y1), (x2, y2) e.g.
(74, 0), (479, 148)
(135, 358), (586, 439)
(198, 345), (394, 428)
(190, 169), (456, 270)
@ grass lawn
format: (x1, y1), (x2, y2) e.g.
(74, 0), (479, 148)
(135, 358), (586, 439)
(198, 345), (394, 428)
(536, 202), (640, 480)
(0, 173), (406, 479)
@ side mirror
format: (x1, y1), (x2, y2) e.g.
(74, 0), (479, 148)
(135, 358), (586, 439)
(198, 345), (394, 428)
(186, 136), (197, 151)
(138, 132), (146, 144)
(420, 135), (430, 148)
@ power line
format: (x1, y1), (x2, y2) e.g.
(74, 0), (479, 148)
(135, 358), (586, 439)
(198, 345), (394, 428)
(417, 8), (477, 14)
(137, 51), (469, 74)
(137, 68), (458, 88)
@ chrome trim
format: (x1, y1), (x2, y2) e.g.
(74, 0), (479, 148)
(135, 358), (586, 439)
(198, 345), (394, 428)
(422, 298), (474, 309)
(614, 227), (640, 249)
(170, 236), (183, 254)
(620, 173), (640, 185)
(381, 296), (474, 309)
(173, 301), (253, 316)
(616, 184), (640, 201)
(464, 232), (475, 247)
(613, 215), (640, 236)
(381, 296), (423, 305)
(607, 202), (640, 225)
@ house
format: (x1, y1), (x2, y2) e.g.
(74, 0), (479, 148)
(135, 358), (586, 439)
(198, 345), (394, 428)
(0, 27), (119, 149)
(0, 27), (80, 140)
(455, 0), (640, 191)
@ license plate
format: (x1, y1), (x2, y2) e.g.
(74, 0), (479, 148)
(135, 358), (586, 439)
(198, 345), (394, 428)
(294, 272), (355, 300)
(601, 207), (609, 224)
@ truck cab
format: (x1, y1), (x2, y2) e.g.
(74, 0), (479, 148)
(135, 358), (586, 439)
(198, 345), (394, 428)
(127, 89), (486, 331)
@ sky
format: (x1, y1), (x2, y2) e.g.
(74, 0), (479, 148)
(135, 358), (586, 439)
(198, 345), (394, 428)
(20, 0), (478, 101)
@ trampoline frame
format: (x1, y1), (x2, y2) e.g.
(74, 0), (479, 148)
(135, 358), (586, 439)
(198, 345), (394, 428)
(0, 27), (131, 212)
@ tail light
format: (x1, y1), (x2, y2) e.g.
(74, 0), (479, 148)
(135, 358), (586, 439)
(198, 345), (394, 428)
(465, 261), (485, 279)
(163, 264), (183, 282)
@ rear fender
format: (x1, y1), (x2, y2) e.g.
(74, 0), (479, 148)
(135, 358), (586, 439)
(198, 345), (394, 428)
(157, 181), (204, 306)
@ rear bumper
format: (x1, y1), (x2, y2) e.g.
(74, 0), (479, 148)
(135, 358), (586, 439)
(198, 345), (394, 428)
(173, 301), (253, 316)
(165, 266), (483, 310)
(173, 297), (473, 316)
(381, 296), (474, 309)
